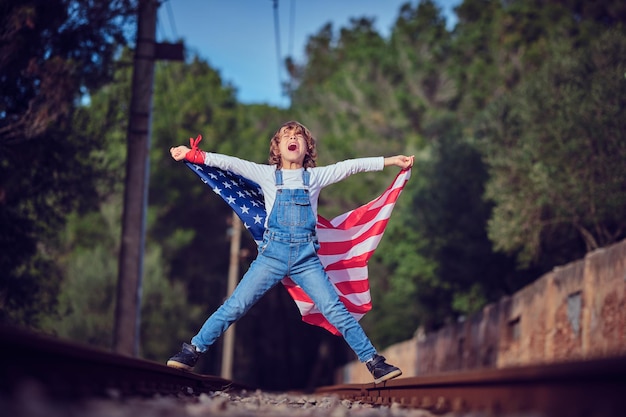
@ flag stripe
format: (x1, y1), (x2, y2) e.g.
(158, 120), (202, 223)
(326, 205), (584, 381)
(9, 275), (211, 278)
(285, 282), (372, 306)
(323, 251), (375, 271)
(291, 294), (373, 315)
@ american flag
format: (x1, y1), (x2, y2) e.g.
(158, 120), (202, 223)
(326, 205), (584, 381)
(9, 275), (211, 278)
(184, 161), (411, 335)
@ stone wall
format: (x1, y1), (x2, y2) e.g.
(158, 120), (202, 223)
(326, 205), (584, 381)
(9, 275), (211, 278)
(336, 239), (626, 383)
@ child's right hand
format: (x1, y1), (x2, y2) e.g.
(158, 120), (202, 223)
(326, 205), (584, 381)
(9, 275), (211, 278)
(170, 145), (190, 161)
(384, 155), (414, 169)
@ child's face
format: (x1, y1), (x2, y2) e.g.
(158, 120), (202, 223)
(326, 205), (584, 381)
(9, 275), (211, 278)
(278, 126), (307, 168)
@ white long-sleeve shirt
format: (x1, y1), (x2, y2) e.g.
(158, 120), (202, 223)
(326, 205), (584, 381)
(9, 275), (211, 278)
(202, 153), (384, 226)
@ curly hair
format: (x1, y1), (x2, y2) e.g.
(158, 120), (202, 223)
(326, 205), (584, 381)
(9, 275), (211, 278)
(268, 121), (317, 169)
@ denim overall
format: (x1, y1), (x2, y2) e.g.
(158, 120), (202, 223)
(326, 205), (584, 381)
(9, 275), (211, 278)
(192, 169), (377, 362)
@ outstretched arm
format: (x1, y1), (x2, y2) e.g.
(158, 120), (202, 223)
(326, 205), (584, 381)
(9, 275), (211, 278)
(384, 155), (414, 170)
(170, 136), (271, 183)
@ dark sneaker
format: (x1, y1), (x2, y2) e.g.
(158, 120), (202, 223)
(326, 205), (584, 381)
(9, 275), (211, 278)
(167, 343), (200, 370)
(366, 354), (402, 384)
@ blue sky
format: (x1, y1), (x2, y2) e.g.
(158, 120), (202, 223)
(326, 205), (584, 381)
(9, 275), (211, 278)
(158, 0), (460, 108)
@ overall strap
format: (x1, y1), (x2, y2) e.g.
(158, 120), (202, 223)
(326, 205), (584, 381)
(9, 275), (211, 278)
(275, 169), (309, 188)
(302, 169), (310, 187)
(274, 169), (283, 187)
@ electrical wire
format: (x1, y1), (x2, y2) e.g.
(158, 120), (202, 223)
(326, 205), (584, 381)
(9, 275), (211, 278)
(165, 0), (179, 40)
(272, 0), (284, 96)
(286, 0), (296, 95)
(288, 0), (295, 59)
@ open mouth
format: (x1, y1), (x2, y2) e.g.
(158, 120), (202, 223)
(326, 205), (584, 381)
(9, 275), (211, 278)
(288, 143), (297, 151)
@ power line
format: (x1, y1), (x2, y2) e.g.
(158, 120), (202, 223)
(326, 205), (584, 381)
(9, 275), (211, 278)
(156, 0), (179, 42)
(288, 0), (295, 59)
(272, 0), (283, 96)
(165, 0), (179, 40)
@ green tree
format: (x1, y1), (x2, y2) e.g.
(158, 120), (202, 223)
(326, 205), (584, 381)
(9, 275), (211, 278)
(0, 0), (135, 326)
(477, 29), (626, 267)
(390, 0), (456, 131)
(0, 0), (135, 145)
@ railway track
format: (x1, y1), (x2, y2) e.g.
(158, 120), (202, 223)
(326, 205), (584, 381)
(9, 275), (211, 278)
(3, 325), (626, 416)
(0, 325), (247, 399)
(317, 356), (626, 416)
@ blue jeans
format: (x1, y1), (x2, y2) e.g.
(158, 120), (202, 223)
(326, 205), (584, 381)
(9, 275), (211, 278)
(191, 231), (378, 362)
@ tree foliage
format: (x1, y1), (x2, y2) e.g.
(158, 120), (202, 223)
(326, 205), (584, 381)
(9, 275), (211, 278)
(477, 29), (626, 266)
(0, 0), (136, 145)
(0, 0), (135, 326)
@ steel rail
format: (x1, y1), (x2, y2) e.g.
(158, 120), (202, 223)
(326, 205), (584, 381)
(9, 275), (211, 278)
(0, 325), (248, 398)
(317, 356), (626, 416)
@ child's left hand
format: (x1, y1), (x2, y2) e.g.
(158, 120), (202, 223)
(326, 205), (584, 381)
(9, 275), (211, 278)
(170, 145), (191, 161)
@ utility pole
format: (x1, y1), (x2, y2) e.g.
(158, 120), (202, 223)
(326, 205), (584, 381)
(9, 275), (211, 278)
(114, 0), (184, 356)
(221, 212), (242, 379)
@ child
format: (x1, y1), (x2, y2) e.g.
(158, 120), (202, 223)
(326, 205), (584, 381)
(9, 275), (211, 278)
(168, 121), (414, 384)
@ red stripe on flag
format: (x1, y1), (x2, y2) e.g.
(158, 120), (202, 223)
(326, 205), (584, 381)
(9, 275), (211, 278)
(302, 313), (341, 335)
(334, 278), (370, 294)
(323, 251), (374, 271)
(286, 284), (372, 314)
(338, 296), (372, 313)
